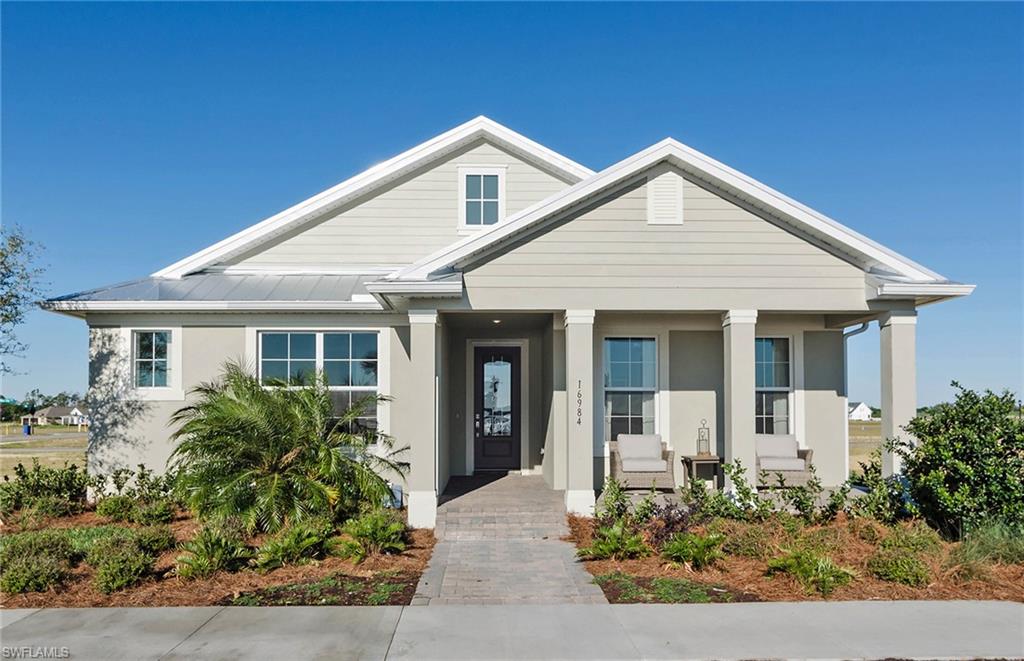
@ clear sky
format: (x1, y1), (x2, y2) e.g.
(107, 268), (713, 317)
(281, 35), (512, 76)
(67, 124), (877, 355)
(2, 2), (1021, 406)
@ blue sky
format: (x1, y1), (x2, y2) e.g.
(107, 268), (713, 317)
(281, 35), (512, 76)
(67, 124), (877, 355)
(2, 2), (1021, 405)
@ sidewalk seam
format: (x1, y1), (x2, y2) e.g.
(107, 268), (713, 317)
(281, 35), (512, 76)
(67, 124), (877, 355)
(383, 606), (405, 660)
(157, 606), (225, 659)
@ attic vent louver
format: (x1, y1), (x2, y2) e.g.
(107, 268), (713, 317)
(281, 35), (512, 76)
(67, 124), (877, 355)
(646, 165), (684, 225)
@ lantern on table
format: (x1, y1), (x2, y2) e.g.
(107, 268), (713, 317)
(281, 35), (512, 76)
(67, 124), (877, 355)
(697, 419), (711, 456)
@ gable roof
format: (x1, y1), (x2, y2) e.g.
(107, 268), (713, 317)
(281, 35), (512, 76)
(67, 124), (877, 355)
(391, 138), (960, 286)
(153, 117), (594, 280)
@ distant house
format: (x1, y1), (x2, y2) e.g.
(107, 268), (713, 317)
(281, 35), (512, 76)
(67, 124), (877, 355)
(848, 401), (875, 421)
(21, 404), (89, 426)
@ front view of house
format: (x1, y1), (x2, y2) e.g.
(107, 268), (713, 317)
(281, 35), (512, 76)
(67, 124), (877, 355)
(47, 117), (973, 528)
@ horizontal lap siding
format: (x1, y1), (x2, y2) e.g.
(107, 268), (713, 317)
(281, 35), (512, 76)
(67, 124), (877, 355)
(227, 141), (571, 268)
(463, 169), (867, 310)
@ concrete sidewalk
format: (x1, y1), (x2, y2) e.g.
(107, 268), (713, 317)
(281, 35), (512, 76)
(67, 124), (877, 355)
(1, 601), (1021, 660)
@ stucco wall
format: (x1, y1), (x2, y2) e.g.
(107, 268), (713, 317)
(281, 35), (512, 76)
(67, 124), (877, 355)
(803, 330), (848, 485)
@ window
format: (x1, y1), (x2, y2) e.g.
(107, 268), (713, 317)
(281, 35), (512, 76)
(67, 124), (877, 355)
(259, 331), (379, 431)
(603, 337), (656, 442)
(459, 167), (505, 228)
(755, 337), (790, 434)
(133, 330), (170, 388)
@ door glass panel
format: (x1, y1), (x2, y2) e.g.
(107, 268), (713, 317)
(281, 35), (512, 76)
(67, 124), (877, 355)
(482, 357), (512, 437)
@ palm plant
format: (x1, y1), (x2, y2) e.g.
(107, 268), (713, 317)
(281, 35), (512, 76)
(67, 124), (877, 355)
(169, 361), (408, 534)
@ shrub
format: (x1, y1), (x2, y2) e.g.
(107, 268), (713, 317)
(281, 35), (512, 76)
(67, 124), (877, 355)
(766, 550), (855, 596)
(847, 450), (916, 525)
(93, 547), (154, 594)
(254, 520), (337, 571)
(337, 509), (407, 562)
(577, 521), (649, 560)
(0, 529), (75, 567)
(848, 517), (885, 545)
(867, 548), (931, 587)
(23, 494), (80, 519)
(711, 519), (775, 559)
(170, 362), (408, 533)
(951, 520), (1024, 566)
(596, 477), (630, 525)
(631, 488), (659, 524)
(794, 526), (845, 554)
(132, 499), (175, 525)
(175, 527), (253, 579)
(661, 532), (724, 570)
(897, 384), (1024, 538)
(96, 495), (138, 522)
(881, 521), (943, 555)
(63, 525), (133, 557)
(133, 525), (177, 555)
(0, 460), (94, 515)
(642, 502), (693, 549)
(0, 556), (68, 594)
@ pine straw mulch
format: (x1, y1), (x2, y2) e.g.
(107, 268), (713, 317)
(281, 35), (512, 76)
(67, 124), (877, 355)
(566, 513), (1024, 603)
(0, 511), (435, 608)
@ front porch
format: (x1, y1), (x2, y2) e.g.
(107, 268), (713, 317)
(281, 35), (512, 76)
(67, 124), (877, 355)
(401, 308), (917, 529)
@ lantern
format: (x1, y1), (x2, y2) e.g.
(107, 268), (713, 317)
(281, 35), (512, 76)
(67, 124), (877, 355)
(697, 419), (711, 456)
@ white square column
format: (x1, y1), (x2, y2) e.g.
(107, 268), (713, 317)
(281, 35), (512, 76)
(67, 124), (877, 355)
(880, 311), (917, 476)
(723, 310), (758, 485)
(407, 309), (438, 528)
(564, 309), (596, 515)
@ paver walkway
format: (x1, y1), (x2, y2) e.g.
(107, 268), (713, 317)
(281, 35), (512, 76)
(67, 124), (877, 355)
(412, 473), (606, 605)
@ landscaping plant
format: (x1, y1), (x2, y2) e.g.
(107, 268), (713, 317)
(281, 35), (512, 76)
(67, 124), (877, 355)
(337, 509), (407, 562)
(254, 519), (339, 571)
(867, 548), (931, 587)
(0, 556), (68, 594)
(661, 532), (724, 570)
(169, 361), (408, 533)
(895, 384), (1024, 538)
(175, 526), (253, 579)
(96, 495), (137, 522)
(577, 521), (649, 560)
(766, 549), (855, 596)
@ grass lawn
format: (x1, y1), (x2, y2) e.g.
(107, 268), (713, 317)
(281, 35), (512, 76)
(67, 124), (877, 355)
(0, 453), (87, 479)
(849, 420), (881, 473)
(0, 424), (87, 438)
(0, 435), (88, 450)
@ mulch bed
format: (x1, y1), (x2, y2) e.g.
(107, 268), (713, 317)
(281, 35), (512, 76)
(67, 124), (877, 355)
(0, 512), (435, 608)
(567, 514), (1024, 603)
(221, 571), (420, 606)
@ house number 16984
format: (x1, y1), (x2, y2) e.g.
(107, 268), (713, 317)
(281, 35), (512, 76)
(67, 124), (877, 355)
(576, 380), (583, 425)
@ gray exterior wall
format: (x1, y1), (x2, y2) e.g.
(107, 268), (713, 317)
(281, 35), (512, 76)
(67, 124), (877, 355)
(668, 330), (725, 486)
(462, 167), (868, 311)
(226, 140), (573, 269)
(803, 330), (848, 485)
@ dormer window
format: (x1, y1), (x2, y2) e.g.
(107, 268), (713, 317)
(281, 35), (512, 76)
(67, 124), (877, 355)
(458, 165), (506, 230)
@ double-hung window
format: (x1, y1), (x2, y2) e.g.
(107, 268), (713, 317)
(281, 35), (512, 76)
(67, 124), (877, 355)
(259, 330), (379, 431)
(603, 337), (656, 442)
(755, 337), (791, 434)
(459, 167), (505, 229)
(133, 330), (170, 388)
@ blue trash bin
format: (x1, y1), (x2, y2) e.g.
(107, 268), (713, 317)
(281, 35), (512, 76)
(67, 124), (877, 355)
(23, 423), (32, 436)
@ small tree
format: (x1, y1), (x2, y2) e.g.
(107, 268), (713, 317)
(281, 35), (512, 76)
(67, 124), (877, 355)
(0, 225), (46, 374)
(894, 383), (1024, 538)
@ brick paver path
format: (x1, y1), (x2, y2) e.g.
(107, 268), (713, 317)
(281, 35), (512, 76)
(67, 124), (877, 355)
(412, 474), (607, 605)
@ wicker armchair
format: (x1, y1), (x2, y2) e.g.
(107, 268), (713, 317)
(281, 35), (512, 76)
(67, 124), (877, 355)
(755, 434), (814, 487)
(609, 434), (676, 490)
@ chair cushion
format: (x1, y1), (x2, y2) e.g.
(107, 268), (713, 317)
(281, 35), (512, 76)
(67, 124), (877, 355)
(756, 434), (798, 458)
(759, 456), (807, 472)
(621, 458), (669, 473)
(617, 434), (662, 460)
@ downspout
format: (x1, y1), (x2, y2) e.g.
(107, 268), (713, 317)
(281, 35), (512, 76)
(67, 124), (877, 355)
(842, 323), (870, 478)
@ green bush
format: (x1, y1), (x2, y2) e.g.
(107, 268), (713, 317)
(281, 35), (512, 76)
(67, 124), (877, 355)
(596, 477), (630, 524)
(23, 494), (80, 518)
(661, 532), (724, 570)
(711, 520), (775, 559)
(881, 521), (943, 554)
(766, 550), (855, 596)
(897, 384), (1024, 538)
(0, 529), (76, 567)
(337, 509), (407, 562)
(847, 450), (916, 525)
(0, 460), (94, 516)
(132, 499), (175, 525)
(169, 362), (408, 533)
(93, 547), (154, 594)
(96, 495), (138, 522)
(577, 522), (649, 561)
(175, 527), (253, 580)
(133, 526), (177, 555)
(254, 520), (337, 571)
(0, 556), (68, 594)
(867, 548), (931, 587)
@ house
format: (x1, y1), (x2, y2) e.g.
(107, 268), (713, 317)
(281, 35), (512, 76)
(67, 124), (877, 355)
(848, 401), (875, 421)
(21, 404), (89, 426)
(44, 117), (974, 528)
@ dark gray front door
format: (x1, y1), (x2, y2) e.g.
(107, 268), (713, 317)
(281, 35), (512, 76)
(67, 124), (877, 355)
(473, 346), (521, 471)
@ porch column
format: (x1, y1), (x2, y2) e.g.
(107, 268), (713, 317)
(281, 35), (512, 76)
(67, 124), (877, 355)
(564, 309), (596, 514)
(723, 310), (758, 486)
(407, 309), (438, 528)
(880, 311), (917, 476)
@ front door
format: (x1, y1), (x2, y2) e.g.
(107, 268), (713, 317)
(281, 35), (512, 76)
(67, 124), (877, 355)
(473, 346), (521, 471)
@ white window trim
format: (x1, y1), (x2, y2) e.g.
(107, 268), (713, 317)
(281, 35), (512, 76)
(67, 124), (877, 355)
(120, 325), (184, 401)
(601, 335), (659, 444)
(755, 335), (794, 436)
(457, 165), (508, 233)
(245, 326), (390, 436)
